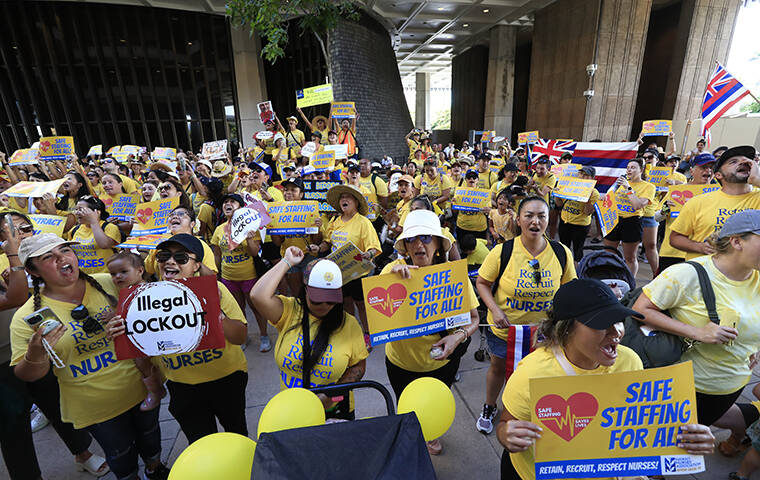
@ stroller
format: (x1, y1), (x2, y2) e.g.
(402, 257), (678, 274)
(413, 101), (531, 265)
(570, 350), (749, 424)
(577, 246), (636, 297)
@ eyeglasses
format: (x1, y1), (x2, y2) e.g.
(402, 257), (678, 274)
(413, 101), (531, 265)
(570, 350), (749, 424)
(403, 234), (433, 245)
(158, 184), (173, 192)
(643, 155), (655, 160)
(169, 210), (189, 219)
(156, 251), (196, 265)
(86, 173), (98, 178)
(528, 258), (541, 285)
(71, 305), (103, 335)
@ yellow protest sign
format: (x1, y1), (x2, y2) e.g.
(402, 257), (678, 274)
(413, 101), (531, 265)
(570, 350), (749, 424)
(38, 136), (75, 161)
(116, 145), (140, 163)
(310, 151), (336, 171)
(452, 187), (491, 212)
(531, 362), (703, 479)
(518, 131), (539, 145)
(667, 184), (720, 218)
(87, 145), (102, 157)
(130, 197), (179, 235)
(106, 146), (120, 156)
(362, 259), (471, 346)
(4, 179), (66, 198)
(594, 193), (619, 237)
(645, 165), (673, 192)
(642, 119), (672, 136)
(101, 192), (138, 220)
(296, 83), (334, 108)
(118, 234), (170, 250)
(152, 147), (176, 161)
(326, 242), (374, 285)
(553, 177), (597, 202)
(9, 149), (38, 166)
(550, 163), (581, 178)
(481, 130), (496, 142)
(330, 101), (356, 119)
(266, 201), (320, 234)
(29, 214), (66, 237)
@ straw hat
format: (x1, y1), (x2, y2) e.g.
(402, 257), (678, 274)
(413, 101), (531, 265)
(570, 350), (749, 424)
(211, 161), (232, 177)
(327, 184), (369, 216)
(312, 115), (329, 128)
(394, 210), (451, 255)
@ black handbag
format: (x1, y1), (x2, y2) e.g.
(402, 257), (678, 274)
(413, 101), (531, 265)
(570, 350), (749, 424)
(440, 330), (471, 362)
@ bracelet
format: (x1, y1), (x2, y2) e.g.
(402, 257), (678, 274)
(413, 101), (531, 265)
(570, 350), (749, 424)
(282, 258), (293, 269)
(6, 254), (17, 257)
(24, 351), (48, 364)
(455, 327), (468, 341)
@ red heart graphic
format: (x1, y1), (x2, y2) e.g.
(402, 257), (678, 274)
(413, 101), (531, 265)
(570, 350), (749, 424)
(40, 141), (51, 152)
(367, 284), (407, 317)
(671, 190), (693, 206)
(102, 197), (113, 207)
(353, 254), (363, 262)
(136, 208), (153, 225)
(535, 392), (598, 442)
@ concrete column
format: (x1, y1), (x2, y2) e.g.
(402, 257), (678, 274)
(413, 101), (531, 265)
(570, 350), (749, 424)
(230, 26), (268, 148)
(583, 0), (652, 141)
(483, 25), (517, 138)
(668, 0), (742, 124)
(415, 72), (430, 129)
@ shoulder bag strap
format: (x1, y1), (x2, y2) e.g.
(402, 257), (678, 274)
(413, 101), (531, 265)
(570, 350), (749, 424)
(301, 301), (312, 389)
(685, 261), (720, 325)
(492, 239), (515, 295)
(551, 346), (577, 376)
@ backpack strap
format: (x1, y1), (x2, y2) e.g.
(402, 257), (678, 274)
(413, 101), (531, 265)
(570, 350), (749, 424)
(548, 240), (568, 279)
(685, 261), (720, 325)
(301, 301), (312, 389)
(491, 239), (515, 295)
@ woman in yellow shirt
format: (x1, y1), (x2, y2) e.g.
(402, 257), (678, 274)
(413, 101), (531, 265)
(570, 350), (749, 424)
(555, 166), (600, 262)
(10, 234), (170, 479)
(251, 252), (367, 419)
(157, 177), (192, 210)
(603, 158), (655, 278)
(320, 184), (381, 347)
(456, 169), (490, 240)
(382, 209), (479, 455)
(68, 196), (121, 274)
(414, 161), (453, 211)
(56, 172), (90, 216)
(99, 172), (127, 208)
(143, 206), (218, 276)
(497, 278), (714, 480)
(489, 188), (517, 244)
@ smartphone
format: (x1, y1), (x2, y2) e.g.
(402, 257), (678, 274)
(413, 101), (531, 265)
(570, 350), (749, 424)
(24, 307), (62, 335)
(5, 214), (15, 238)
(179, 157), (186, 171)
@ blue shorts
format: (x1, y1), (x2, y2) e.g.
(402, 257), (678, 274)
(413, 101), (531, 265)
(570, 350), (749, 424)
(485, 327), (508, 359)
(641, 215), (658, 228)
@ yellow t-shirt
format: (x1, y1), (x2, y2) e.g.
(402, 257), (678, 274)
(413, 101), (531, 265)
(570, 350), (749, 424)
(560, 188), (600, 226)
(456, 208), (487, 232)
(326, 213), (381, 254)
(272, 295), (368, 389)
(503, 345), (643, 480)
(489, 208), (516, 242)
(9, 274), (145, 429)
(144, 239), (217, 275)
(670, 189), (760, 260)
(397, 199), (412, 226)
(284, 129), (306, 150)
(196, 203), (215, 243)
(533, 173), (557, 204)
(381, 259), (478, 372)
(407, 139), (421, 160)
(155, 281), (247, 385)
(614, 180), (655, 218)
(414, 174), (453, 201)
(643, 255), (760, 394)
(659, 214), (685, 259)
(210, 222), (257, 281)
(477, 170), (498, 190)
(478, 237), (576, 340)
(359, 174), (389, 199)
(467, 238), (490, 265)
(91, 183), (106, 199)
(68, 222), (121, 274)
(119, 175), (139, 194)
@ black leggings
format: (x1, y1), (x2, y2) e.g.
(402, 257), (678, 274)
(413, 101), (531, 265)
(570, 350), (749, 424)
(385, 357), (460, 402)
(558, 220), (589, 261)
(500, 449), (521, 480)
(696, 388), (759, 427)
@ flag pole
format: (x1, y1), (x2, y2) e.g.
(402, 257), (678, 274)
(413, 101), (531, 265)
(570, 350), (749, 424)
(680, 119), (692, 157)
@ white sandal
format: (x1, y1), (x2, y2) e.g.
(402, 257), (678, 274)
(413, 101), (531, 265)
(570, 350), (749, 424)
(76, 454), (110, 477)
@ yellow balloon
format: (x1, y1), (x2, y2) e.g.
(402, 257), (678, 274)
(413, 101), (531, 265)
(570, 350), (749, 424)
(397, 377), (456, 441)
(169, 432), (256, 480)
(257, 387), (326, 438)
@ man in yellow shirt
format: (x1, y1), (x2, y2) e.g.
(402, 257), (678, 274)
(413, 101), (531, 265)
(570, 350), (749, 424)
(529, 156), (557, 204)
(358, 157), (389, 221)
(475, 154), (497, 190)
(670, 146), (760, 260)
(405, 129), (421, 161)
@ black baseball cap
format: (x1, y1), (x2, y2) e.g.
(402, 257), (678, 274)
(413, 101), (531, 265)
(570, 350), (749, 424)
(465, 169), (479, 179)
(157, 233), (204, 261)
(222, 193), (245, 207)
(714, 145), (756, 172)
(536, 155), (550, 165)
(560, 153), (573, 160)
(553, 278), (642, 330)
(502, 163), (519, 172)
(281, 177), (304, 190)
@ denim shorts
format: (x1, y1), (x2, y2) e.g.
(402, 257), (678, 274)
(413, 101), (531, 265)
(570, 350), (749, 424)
(640, 215), (658, 228)
(485, 327), (508, 359)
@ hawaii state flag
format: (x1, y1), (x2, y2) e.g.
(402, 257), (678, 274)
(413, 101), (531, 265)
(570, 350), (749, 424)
(571, 142), (638, 193)
(701, 62), (751, 145)
(529, 139), (577, 165)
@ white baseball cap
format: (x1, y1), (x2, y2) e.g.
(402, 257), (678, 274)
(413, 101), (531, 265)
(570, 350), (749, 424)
(303, 259), (343, 303)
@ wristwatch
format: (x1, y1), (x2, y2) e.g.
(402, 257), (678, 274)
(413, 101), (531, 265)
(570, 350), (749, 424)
(10, 266), (25, 272)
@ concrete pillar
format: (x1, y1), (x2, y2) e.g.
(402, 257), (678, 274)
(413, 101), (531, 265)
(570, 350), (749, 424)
(483, 25), (517, 138)
(415, 72), (430, 129)
(583, 0), (652, 141)
(667, 0), (742, 124)
(230, 26), (268, 148)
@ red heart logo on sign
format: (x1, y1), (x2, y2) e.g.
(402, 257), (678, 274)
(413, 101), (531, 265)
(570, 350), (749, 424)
(671, 190), (693, 205)
(535, 393), (598, 442)
(136, 208), (153, 225)
(40, 141), (51, 152)
(353, 254), (363, 262)
(367, 284), (407, 317)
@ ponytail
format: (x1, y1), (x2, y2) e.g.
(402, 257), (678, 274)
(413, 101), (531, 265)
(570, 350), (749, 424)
(536, 308), (576, 349)
(80, 272), (117, 307)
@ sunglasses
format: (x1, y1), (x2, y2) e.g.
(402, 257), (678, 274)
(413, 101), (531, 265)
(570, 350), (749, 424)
(169, 210), (189, 219)
(156, 251), (196, 265)
(103, 159), (113, 164)
(158, 184), (173, 191)
(403, 234), (433, 245)
(17, 224), (34, 234)
(528, 258), (541, 285)
(71, 304), (103, 335)
(643, 155), (655, 160)
(86, 173), (98, 178)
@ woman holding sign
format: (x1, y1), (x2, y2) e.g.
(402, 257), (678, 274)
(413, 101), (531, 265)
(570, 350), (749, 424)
(381, 209), (479, 455)
(10, 234), (170, 480)
(496, 278), (714, 480)
(68, 196), (121, 274)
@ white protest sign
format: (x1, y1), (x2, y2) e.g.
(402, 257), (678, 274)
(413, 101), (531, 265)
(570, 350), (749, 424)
(225, 207), (263, 249)
(255, 131), (274, 141)
(324, 144), (348, 159)
(300, 141), (318, 158)
(202, 140), (228, 160)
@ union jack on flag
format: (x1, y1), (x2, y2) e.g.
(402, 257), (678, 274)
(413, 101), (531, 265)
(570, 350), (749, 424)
(701, 62), (751, 144)
(529, 139), (577, 165)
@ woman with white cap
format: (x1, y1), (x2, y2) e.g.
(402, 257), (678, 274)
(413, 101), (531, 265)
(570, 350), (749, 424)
(381, 209), (479, 455)
(272, 132), (298, 179)
(9, 233), (170, 480)
(320, 184), (381, 348)
(250, 250), (368, 418)
(497, 278), (714, 480)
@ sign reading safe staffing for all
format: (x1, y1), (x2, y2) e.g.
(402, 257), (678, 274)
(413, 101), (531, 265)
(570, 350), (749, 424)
(531, 361), (704, 479)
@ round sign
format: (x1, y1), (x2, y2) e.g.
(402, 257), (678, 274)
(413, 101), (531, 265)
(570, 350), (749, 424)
(230, 207), (263, 246)
(122, 282), (207, 356)
(255, 131), (274, 140)
(300, 141), (318, 157)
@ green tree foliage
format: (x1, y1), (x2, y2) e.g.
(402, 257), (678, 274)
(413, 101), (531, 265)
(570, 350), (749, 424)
(227, 0), (358, 68)
(740, 100), (760, 113)
(430, 108), (451, 130)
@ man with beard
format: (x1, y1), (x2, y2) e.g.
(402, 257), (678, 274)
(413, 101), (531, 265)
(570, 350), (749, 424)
(670, 146), (760, 260)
